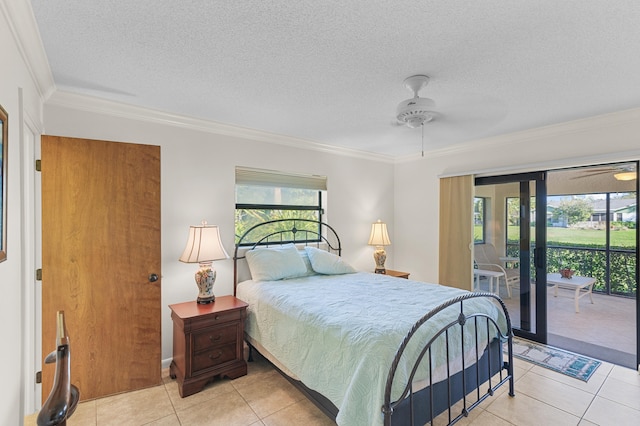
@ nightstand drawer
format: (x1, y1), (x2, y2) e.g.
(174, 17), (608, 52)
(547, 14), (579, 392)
(192, 324), (238, 352)
(192, 343), (237, 373)
(191, 309), (242, 329)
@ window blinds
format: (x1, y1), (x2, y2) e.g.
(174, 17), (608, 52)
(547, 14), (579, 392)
(235, 166), (327, 190)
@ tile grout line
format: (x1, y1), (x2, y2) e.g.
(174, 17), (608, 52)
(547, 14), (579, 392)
(161, 380), (183, 425)
(505, 368), (594, 423)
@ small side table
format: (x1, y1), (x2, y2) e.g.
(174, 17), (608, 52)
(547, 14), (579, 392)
(473, 269), (509, 296)
(546, 273), (595, 313)
(376, 269), (410, 279)
(169, 296), (248, 397)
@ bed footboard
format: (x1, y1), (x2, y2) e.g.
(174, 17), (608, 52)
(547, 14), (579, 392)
(382, 292), (514, 426)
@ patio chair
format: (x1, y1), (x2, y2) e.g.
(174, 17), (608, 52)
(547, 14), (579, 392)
(474, 243), (519, 298)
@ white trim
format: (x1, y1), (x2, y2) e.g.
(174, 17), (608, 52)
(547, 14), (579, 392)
(162, 357), (173, 370)
(0, 0), (56, 101)
(19, 90), (42, 416)
(46, 90), (395, 164)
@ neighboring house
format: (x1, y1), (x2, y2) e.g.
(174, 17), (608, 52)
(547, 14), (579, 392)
(546, 204), (567, 228)
(590, 199), (637, 223)
(547, 198), (636, 227)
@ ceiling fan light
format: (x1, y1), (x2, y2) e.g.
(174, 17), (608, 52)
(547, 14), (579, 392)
(404, 116), (425, 128)
(614, 171), (637, 181)
(396, 97), (436, 128)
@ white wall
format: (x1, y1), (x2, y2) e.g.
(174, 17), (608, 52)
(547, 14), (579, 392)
(394, 108), (640, 283)
(0, 0), (47, 423)
(42, 96), (396, 369)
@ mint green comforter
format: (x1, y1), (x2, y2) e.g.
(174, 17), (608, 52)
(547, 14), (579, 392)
(237, 272), (506, 426)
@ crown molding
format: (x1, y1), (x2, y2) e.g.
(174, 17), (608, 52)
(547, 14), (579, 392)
(1, 0), (56, 101)
(47, 90), (394, 163)
(396, 107), (640, 164)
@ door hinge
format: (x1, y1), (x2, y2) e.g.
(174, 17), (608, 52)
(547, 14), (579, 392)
(35, 159), (41, 171)
(36, 371), (42, 384)
(36, 269), (42, 281)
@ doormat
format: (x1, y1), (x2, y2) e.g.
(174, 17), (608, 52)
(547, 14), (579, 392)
(509, 337), (601, 382)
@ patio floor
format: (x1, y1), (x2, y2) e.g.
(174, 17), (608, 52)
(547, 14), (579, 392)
(478, 279), (637, 369)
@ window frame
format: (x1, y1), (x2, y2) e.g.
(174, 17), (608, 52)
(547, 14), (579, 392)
(473, 196), (486, 244)
(235, 166), (327, 246)
(235, 193), (324, 246)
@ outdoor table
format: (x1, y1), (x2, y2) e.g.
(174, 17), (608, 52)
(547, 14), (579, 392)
(547, 273), (595, 313)
(473, 269), (505, 296)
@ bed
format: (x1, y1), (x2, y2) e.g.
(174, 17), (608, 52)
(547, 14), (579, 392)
(233, 219), (514, 426)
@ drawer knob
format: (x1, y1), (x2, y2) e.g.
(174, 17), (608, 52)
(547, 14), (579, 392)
(214, 315), (219, 320)
(209, 351), (222, 360)
(209, 334), (221, 342)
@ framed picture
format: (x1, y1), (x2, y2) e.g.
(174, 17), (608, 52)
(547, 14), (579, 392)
(0, 104), (7, 262)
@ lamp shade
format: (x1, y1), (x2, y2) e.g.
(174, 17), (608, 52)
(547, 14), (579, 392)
(179, 222), (229, 263)
(368, 220), (391, 246)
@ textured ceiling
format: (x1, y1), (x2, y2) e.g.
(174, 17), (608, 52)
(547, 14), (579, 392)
(30, 0), (640, 158)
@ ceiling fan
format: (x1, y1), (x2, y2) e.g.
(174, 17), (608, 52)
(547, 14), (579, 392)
(572, 164), (637, 181)
(391, 74), (507, 155)
(395, 75), (437, 129)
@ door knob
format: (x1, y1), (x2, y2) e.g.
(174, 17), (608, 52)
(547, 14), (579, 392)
(148, 273), (159, 282)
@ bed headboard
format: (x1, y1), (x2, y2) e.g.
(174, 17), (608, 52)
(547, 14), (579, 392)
(233, 219), (342, 294)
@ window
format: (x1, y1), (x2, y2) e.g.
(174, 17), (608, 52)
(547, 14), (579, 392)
(235, 167), (326, 245)
(474, 197), (486, 243)
(506, 196), (521, 246)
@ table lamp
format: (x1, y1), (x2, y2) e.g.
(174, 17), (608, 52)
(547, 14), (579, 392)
(368, 219), (391, 274)
(179, 221), (229, 304)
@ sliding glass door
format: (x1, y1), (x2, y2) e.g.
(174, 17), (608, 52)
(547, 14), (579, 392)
(475, 172), (548, 343)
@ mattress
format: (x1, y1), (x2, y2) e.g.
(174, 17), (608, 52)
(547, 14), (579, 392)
(237, 272), (506, 426)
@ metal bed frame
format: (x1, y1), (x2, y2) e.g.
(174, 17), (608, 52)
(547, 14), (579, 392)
(382, 292), (514, 425)
(233, 218), (342, 291)
(234, 219), (515, 425)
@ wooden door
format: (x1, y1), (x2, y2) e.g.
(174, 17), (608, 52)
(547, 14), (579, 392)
(41, 136), (161, 401)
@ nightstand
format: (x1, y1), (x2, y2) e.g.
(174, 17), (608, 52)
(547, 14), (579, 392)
(169, 296), (248, 397)
(376, 269), (410, 279)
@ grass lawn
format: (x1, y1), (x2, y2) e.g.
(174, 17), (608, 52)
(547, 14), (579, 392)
(476, 225), (636, 248)
(505, 226), (636, 248)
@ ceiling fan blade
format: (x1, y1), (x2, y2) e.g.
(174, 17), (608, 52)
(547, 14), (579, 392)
(581, 168), (616, 173)
(409, 93), (508, 142)
(437, 93), (506, 120)
(570, 170), (613, 180)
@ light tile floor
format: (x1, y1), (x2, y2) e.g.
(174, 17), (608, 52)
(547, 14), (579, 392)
(26, 352), (640, 426)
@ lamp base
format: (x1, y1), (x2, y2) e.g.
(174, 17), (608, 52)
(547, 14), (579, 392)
(195, 262), (217, 305)
(197, 295), (215, 304)
(373, 247), (387, 275)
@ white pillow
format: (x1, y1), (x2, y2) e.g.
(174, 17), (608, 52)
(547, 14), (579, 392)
(245, 244), (307, 281)
(298, 250), (318, 277)
(304, 246), (356, 275)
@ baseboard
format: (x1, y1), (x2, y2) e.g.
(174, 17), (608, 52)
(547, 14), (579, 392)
(162, 357), (173, 370)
